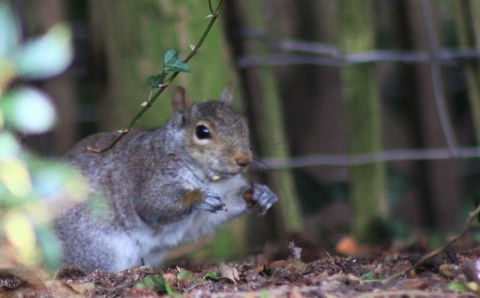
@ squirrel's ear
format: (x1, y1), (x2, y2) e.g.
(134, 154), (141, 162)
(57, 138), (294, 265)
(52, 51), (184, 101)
(171, 86), (191, 127)
(172, 86), (191, 114)
(220, 82), (233, 105)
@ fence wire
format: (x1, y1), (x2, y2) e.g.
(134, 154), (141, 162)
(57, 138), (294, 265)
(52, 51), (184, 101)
(237, 0), (480, 169)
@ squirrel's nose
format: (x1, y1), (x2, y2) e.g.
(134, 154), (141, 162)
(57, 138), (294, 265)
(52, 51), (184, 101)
(234, 151), (253, 167)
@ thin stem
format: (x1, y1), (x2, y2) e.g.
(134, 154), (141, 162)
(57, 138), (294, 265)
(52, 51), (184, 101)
(88, 0), (226, 153)
(208, 0), (215, 15)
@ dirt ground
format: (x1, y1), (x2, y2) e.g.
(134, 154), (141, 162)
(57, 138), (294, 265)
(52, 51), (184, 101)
(2, 243), (480, 297)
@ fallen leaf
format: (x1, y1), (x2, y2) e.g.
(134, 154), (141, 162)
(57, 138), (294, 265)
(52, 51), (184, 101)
(310, 272), (329, 283)
(134, 274), (180, 296)
(439, 263), (461, 279)
(177, 270), (193, 280)
(269, 258), (307, 274)
(329, 273), (360, 282)
(270, 260), (286, 270)
(397, 279), (428, 290)
(467, 281), (480, 295)
(45, 280), (85, 297)
(204, 271), (220, 280)
(360, 272), (384, 281)
(219, 263), (240, 284)
(163, 272), (176, 283)
(253, 264), (268, 275)
(177, 269), (203, 283)
(447, 281), (469, 293)
(285, 257), (308, 274)
(335, 236), (367, 255)
(66, 282), (95, 296)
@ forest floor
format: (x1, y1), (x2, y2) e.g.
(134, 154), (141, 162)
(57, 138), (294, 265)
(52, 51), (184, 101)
(2, 241), (480, 297)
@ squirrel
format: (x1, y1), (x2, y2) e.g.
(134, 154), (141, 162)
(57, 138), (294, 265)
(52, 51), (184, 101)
(54, 84), (278, 273)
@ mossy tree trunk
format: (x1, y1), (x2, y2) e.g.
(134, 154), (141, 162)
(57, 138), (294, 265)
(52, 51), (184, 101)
(88, 0), (237, 129)
(224, 0), (305, 241)
(452, 0), (480, 143)
(338, 1), (387, 244)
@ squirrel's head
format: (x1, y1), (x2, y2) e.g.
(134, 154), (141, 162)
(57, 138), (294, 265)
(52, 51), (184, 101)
(170, 84), (253, 181)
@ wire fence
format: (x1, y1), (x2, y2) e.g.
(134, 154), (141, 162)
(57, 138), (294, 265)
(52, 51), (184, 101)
(236, 0), (480, 169)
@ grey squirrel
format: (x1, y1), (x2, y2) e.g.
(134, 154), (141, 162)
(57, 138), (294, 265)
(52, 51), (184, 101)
(54, 84), (277, 273)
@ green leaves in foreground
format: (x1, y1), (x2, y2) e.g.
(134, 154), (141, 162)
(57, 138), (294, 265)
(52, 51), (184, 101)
(1, 87), (56, 134)
(146, 49), (190, 87)
(0, 2), (80, 271)
(15, 24), (73, 80)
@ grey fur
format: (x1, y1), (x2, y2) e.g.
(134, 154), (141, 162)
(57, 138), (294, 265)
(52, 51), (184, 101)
(54, 86), (277, 273)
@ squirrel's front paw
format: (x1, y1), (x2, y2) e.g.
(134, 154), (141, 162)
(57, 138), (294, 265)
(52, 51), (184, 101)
(197, 188), (227, 213)
(243, 184), (277, 215)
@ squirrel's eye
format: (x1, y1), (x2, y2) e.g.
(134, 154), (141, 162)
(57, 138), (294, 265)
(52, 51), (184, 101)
(195, 125), (211, 139)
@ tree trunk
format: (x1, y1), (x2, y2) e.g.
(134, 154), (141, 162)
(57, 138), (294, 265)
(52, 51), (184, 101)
(405, 0), (462, 231)
(88, 0), (238, 130)
(224, 0), (305, 240)
(338, 0), (387, 244)
(452, 0), (480, 144)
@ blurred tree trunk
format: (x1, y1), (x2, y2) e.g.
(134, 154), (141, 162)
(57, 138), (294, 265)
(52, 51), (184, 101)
(384, 1), (434, 229)
(88, 0), (246, 260)
(88, 0), (237, 129)
(452, 1), (480, 144)
(405, 0), (462, 231)
(338, 1), (387, 244)
(224, 0), (304, 241)
(261, 1), (347, 240)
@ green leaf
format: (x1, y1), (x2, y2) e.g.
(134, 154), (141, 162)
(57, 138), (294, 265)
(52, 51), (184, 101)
(360, 272), (384, 281)
(203, 272), (220, 280)
(261, 289), (269, 298)
(177, 270), (203, 283)
(0, 157), (33, 204)
(447, 282), (468, 293)
(1, 87), (56, 134)
(0, 2), (20, 59)
(146, 72), (167, 87)
(165, 283), (180, 296)
(177, 270), (194, 280)
(134, 274), (180, 296)
(163, 49), (191, 73)
(0, 131), (20, 160)
(16, 24), (72, 79)
(30, 161), (77, 198)
(36, 225), (62, 270)
(4, 212), (38, 266)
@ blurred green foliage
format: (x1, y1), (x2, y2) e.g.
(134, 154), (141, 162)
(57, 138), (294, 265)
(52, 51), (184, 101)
(0, 2), (85, 270)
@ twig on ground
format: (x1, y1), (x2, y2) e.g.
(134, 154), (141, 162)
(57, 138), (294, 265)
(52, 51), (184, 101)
(384, 203), (480, 282)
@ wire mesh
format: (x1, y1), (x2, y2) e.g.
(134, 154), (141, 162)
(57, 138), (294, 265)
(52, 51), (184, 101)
(236, 0), (480, 168)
